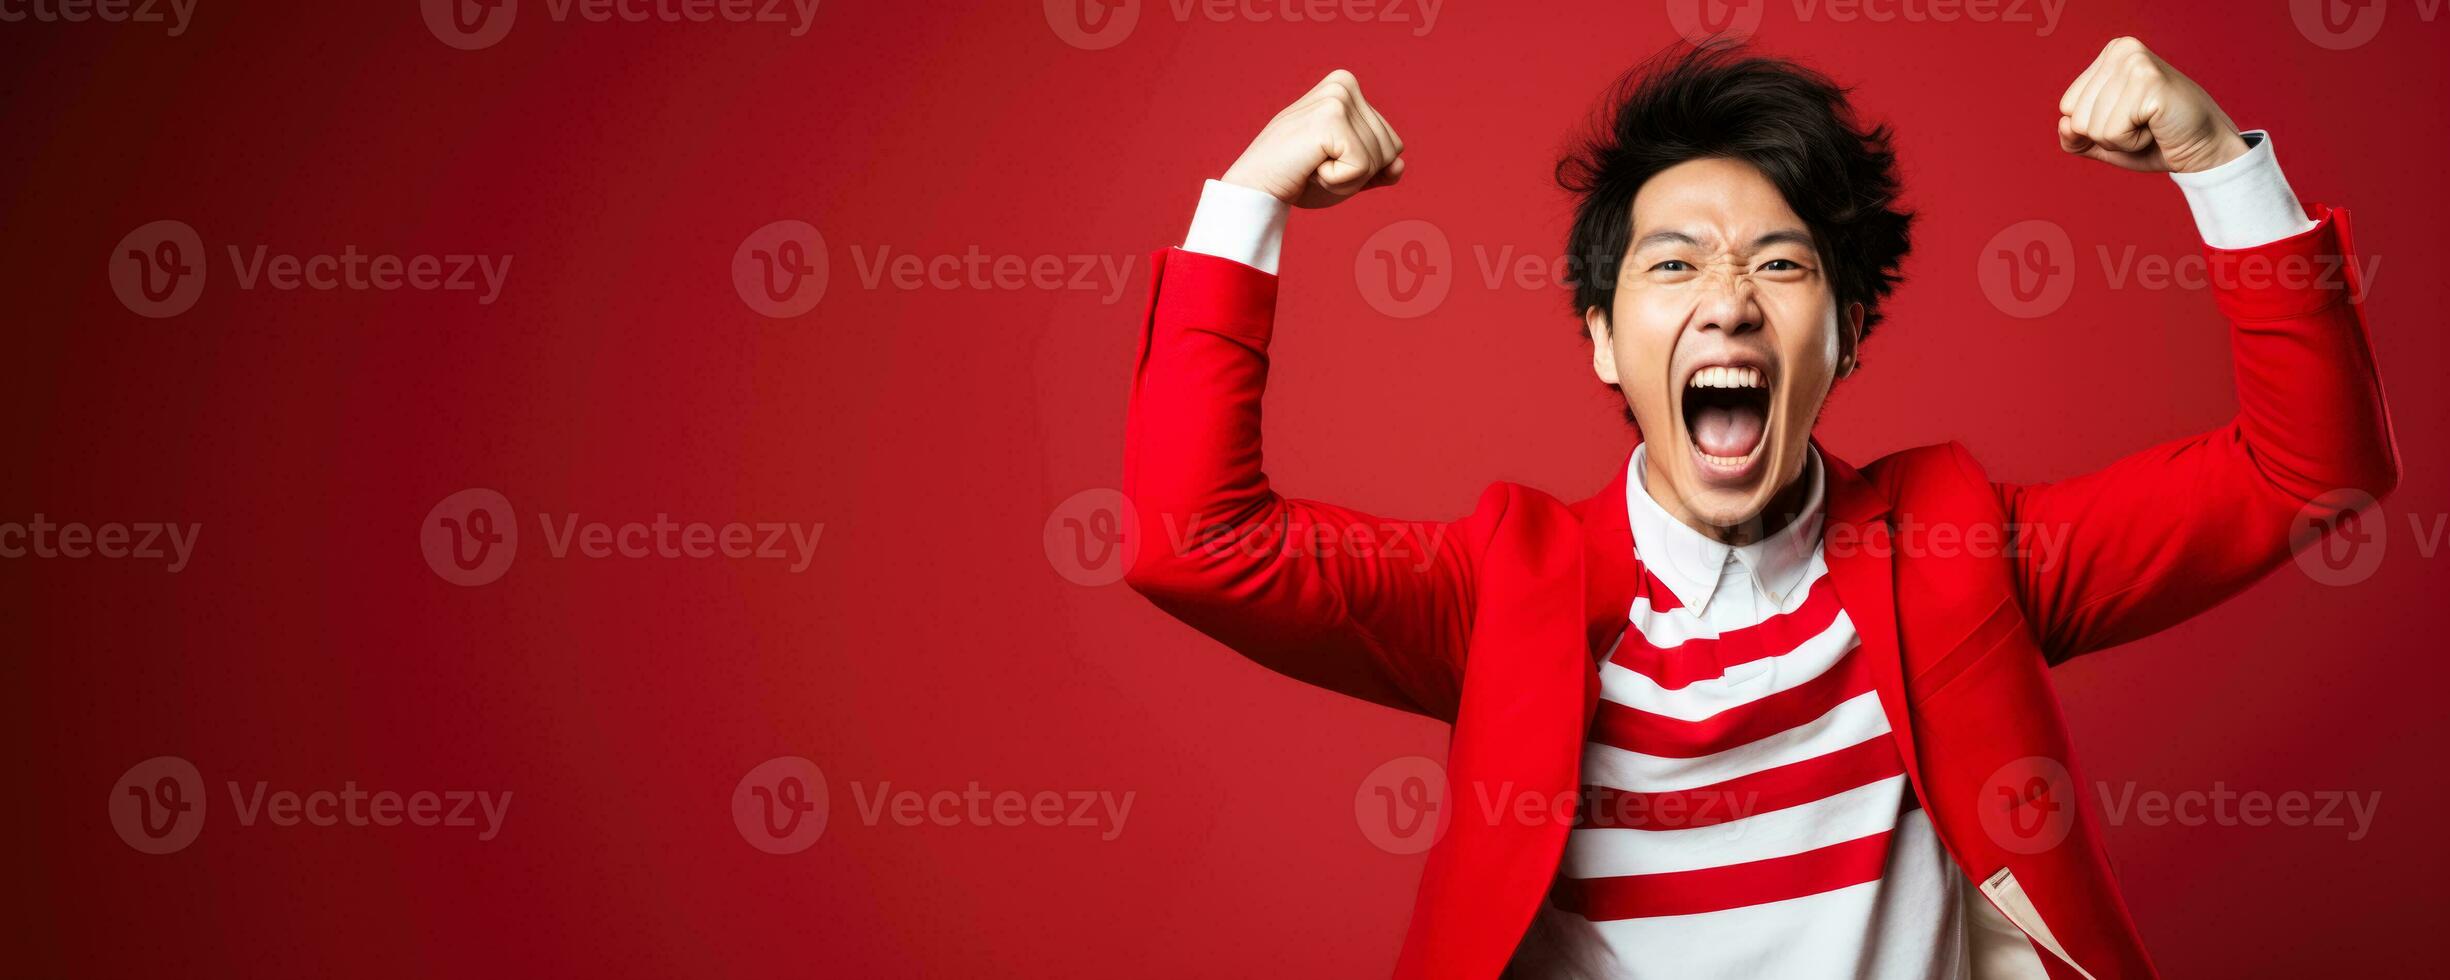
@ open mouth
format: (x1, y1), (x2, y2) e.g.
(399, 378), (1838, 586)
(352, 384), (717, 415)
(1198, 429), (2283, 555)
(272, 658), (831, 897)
(1681, 364), (1770, 479)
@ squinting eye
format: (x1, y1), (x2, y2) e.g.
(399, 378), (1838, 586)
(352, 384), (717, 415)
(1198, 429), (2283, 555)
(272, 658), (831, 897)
(1652, 260), (1692, 272)
(1759, 259), (1803, 271)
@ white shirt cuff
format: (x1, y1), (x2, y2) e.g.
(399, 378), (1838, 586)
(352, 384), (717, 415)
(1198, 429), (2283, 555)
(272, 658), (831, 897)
(1182, 179), (1289, 274)
(2169, 130), (2314, 249)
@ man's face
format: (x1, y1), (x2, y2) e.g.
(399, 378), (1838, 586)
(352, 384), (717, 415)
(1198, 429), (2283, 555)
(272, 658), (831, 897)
(1585, 157), (1861, 537)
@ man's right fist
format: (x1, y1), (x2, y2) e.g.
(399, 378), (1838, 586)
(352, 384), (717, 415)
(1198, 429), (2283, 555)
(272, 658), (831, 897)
(1221, 70), (1407, 209)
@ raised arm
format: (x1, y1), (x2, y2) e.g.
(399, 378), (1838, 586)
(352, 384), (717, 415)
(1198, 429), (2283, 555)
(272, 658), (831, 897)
(1123, 72), (1487, 719)
(1997, 39), (2399, 660)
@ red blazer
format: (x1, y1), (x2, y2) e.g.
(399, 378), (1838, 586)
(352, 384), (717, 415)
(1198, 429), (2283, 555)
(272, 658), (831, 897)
(1121, 207), (2395, 979)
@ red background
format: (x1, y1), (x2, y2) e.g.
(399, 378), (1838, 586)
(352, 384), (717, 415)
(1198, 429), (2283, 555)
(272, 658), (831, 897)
(10, 1), (2446, 975)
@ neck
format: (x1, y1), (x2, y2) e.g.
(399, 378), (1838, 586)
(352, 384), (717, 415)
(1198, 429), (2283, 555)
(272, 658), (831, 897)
(1642, 452), (1816, 547)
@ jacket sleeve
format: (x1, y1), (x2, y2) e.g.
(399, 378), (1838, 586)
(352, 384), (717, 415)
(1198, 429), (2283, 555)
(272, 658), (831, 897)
(1994, 206), (2399, 661)
(1121, 248), (1485, 719)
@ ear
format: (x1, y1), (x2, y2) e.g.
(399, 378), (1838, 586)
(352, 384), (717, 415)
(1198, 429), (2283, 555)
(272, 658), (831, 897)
(1836, 302), (1866, 378)
(1585, 306), (1620, 386)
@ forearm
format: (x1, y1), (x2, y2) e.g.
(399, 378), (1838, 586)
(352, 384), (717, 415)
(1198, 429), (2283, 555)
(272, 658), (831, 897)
(2171, 132), (2395, 502)
(1126, 69), (1402, 569)
(2212, 216), (2398, 510)
(2008, 237), (2393, 656)
(1125, 181), (1299, 575)
(2001, 133), (2396, 656)
(2090, 131), (2393, 508)
(1122, 179), (1477, 715)
(2168, 141), (2381, 503)
(1122, 242), (1286, 576)
(1121, 247), (1470, 716)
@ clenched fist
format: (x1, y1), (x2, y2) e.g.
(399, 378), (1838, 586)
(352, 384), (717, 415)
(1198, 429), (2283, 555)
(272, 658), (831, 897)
(2057, 37), (2249, 174)
(1222, 69), (1407, 208)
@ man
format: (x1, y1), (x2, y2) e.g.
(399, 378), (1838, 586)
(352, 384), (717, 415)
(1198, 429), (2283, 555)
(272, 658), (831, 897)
(1121, 39), (2396, 979)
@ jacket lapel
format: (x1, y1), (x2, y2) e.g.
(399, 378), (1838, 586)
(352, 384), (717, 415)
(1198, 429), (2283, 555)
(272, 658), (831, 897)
(1399, 486), (1590, 980)
(1816, 447), (1924, 793)
(1575, 452), (1640, 666)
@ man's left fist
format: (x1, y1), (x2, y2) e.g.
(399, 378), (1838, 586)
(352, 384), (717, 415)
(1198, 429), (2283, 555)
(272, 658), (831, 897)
(2057, 37), (2249, 174)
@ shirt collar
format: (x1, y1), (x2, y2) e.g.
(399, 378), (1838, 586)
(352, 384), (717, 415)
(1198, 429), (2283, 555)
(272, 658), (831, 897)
(1624, 443), (1826, 613)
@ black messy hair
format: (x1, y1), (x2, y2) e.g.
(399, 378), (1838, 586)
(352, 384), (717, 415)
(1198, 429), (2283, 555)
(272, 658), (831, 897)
(1558, 43), (1914, 359)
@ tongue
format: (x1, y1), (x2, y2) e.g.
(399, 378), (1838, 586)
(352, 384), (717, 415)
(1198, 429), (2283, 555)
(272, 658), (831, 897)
(1691, 404), (1765, 459)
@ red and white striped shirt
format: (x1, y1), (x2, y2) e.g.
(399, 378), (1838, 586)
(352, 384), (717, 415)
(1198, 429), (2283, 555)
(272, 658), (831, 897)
(1519, 447), (1968, 979)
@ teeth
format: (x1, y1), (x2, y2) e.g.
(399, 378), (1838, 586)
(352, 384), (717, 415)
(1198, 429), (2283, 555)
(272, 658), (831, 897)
(1688, 365), (1765, 389)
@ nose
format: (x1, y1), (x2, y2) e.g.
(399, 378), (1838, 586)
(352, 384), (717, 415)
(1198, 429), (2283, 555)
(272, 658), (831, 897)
(1690, 268), (1763, 337)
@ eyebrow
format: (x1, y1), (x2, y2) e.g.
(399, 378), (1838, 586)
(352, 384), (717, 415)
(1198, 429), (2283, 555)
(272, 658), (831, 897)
(1633, 228), (1816, 252)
